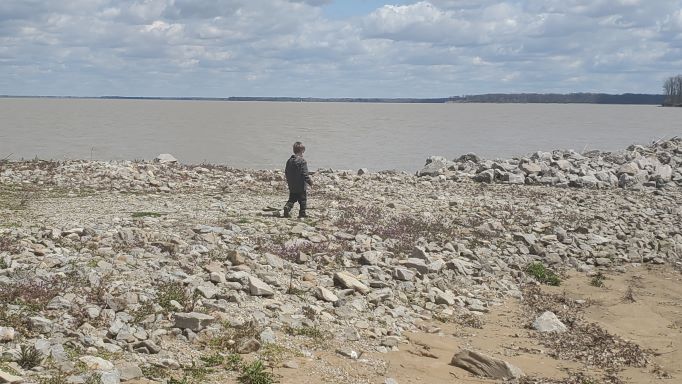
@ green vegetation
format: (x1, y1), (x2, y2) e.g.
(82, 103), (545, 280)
(18, 344), (43, 369)
(590, 272), (606, 288)
(226, 353), (244, 371)
(526, 262), (561, 286)
(156, 281), (192, 313)
(238, 360), (277, 384)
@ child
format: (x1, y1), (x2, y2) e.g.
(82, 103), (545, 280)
(284, 141), (313, 218)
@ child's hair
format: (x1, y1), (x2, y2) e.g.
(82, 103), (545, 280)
(293, 141), (305, 154)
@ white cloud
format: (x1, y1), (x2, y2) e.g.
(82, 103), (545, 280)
(0, 0), (681, 97)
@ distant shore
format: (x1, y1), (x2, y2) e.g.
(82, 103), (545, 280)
(0, 92), (666, 105)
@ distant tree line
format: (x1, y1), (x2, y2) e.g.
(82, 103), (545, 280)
(663, 75), (682, 106)
(447, 93), (664, 105)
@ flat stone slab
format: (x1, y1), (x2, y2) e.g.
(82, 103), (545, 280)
(173, 312), (215, 331)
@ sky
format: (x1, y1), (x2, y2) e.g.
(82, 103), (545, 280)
(1, 0), (681, 98)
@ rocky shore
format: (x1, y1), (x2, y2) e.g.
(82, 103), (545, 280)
(0, 139), (681, 384)
(419, 137), (682, 189)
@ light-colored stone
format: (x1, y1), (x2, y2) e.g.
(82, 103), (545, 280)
(0, 327), (15, 342)
(79, 355), (115, 371)
(532, 311), (567, 333)
(249, 276), (275, 297)
(334, 271), (370, 294)
(154, 153), (177, 164)
(173, 312), (215, 331)
(316, 286), (339, 303)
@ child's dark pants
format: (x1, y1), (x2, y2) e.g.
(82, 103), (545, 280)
(284, 191), (307, 217)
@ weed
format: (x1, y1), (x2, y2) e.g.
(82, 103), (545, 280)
(590, 272), (606, 288)
(526, 262), (561, 286)
(0, 275), (65, 311)
(141, 365), (169, 379)
(38, 371), (69, 384)
(83, 373), (103, 384)
(226, 353), (244, 371)
(18, 344), (43, 369)
(238, 360), (277, 384)
(259, 343), (301, 368)
(156, 281), (193, 313)
(200, 352), (225, 367)
(168, 376), (190, 384)
(622, 285), (636, 303)
(284, 325), (327, 340)
(182, 361), (213, 381)
(210, 321), (262, 353)
(130, 301), (156, 323)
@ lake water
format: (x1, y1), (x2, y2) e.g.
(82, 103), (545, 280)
(1, 98), (679, 171)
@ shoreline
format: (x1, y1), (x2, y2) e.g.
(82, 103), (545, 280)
(0, 139), (681, 383)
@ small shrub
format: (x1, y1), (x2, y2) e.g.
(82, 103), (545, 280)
(623, 285), (636, 303)
(210, 321), (261, 353)
(141, 365), (168, 379)
(18, 344), (43, 369)
(238, 360), (277, 384)
(526, 263), (561, 286)
(157, 281), (192, 313)
(590, 272), (606, 288)
(226, 353), (244, 371)
(130, 301), (156, 323)
(83, 373), (103, 384)
(284, 326), (327, 340)
(0, 276), (65, 311)
(182, 361), (213, 381)
(200, 352), (225, 367)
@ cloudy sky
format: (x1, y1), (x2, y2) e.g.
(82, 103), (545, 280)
(1, 0), (681, 97)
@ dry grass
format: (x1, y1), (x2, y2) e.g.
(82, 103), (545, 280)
(522, 285), (650, 370)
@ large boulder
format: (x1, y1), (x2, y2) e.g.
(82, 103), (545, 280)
(532, 311), (567, 333)
(154, 153), (178, 164)
(450, 349), (523, 379)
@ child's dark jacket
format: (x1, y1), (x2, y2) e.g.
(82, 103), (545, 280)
(285, 155), (312, 193)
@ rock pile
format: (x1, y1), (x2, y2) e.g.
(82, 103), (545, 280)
(419, 137), (682, 189)
(0, 141), (680, 382)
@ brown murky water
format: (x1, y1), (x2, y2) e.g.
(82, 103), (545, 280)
(1, 98), (679, 170)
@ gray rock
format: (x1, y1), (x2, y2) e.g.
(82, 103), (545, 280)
(520, 162), (542, 174)
(0, 327), (15, 342)
(0, 369), (23, 384)
(260, 328), (276, 344)
(403, 258), (429, 274)
(173, 312), (215, 331)
(29, 316), (53, 334)
(117, 362), (143, 381)
(474, 169), (495, 183)
(411, 246), (429, 260)
(237, 338), (261, 354)
(249, 276), (275, 297)
(333, 271), (370, 294)
(393, 267), (415, 281)
(154, 153), (178, 164)
(79, 355), (115, 371)
(100, 370), (121, 384)
(450, 349), (523, 379)
(316, 286), (339, 303)
(532, 311), (567, 333)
